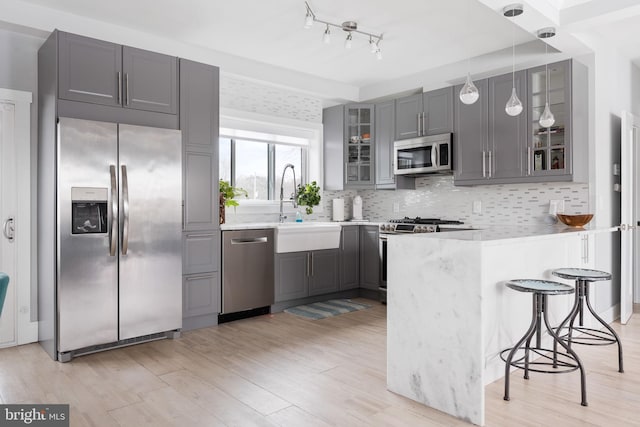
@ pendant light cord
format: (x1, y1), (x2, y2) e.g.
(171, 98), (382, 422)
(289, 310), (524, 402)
(512, 23), (515, 87)
(545, 42), (549, 104)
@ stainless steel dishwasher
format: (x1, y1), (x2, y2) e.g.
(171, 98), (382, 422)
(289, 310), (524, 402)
(222, 229), (274, 314)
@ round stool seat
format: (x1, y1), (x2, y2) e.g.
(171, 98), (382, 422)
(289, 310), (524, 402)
(506, 279), (574, 295)
(552, 268), (611, 281)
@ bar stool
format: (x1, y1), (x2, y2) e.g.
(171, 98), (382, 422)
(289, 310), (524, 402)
(501, 279), (587, 406)
(552, 268), (624, 373)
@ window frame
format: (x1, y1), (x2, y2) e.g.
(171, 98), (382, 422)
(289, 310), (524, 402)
(220, 136), (308, 203)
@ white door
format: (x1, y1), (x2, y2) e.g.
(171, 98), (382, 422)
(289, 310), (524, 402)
(620, 111), (639, 324)
(0, 102), (17, 346)
(0, 89), (34, 347)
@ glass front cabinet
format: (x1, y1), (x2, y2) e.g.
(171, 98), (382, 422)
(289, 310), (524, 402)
(344, 104), (375, 188)
(527, 60), (572, 177)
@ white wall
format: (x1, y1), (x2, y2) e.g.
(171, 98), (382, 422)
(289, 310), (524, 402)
(574, 31), (640, 317)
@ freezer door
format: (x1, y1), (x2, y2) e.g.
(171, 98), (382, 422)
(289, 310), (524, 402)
(118, 124), (182, 339)
(57, 117), (119, 352)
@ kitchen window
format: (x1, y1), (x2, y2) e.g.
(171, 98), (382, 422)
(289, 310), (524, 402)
(219, 128), (308, 202)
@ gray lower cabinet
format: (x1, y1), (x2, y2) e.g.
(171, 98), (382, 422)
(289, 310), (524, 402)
(57, 31), (178, 114)
(375, 100), (415, 190)
(183, 230), (220, 275)
(180, 58), (220, 328)
(183, 273), (220, 318)
(359, 225), (380, 290)
(275, 252), (311, 302)
(339, 226), (359, 290)
(275, 249), (339, 302)
(308, 250), (340, 296)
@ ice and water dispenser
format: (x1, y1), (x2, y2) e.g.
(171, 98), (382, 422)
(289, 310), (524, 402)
(71, 187), (108, 234)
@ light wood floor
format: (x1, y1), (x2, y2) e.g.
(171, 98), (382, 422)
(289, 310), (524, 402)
(0, 300), (638, 426)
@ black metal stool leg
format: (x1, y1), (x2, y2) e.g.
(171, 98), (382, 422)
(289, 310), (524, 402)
(583, 283), (624, 373)
(504, 294), (539, 401)
(544, 307), (588, 407)
(554, 290), (580, 368)
(577, 280), (585, 326)
(524, 294), (543, 380)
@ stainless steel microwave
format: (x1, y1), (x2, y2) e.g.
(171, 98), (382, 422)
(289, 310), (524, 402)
(393, 133), (452, 175)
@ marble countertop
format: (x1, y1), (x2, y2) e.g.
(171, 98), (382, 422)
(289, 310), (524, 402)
(388, 224), (619, 243)
(220, 220), (379, 231)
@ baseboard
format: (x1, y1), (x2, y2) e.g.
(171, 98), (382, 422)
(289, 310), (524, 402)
(600, 303), (620, 324)
(182, 313), (219, 331)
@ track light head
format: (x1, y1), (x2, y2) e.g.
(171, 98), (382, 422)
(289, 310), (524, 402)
(323, 25), (331, 44)
(344, 33), (353, 49)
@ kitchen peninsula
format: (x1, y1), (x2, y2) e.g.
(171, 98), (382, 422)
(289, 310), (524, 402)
(386, 225), (618, 426)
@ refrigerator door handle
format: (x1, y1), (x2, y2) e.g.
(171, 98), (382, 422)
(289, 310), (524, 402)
(121, 164), (129, 255)
(109, 165), (117, 256)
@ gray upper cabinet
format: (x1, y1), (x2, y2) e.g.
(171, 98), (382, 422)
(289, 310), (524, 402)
(454, 79), (489, 184)
(423, 87), (454, 135)
(122, 46), (178, 114)
(57, 31), (178, 114)
(323, 104), (375, 190)
(180, 59), (219, 231)
(375, 100), (415, 190)
(395, 93), (423, 140)
(359, 225), (380, 291)
(323, 105), (345, 191)
(488, 70), (527, 181)
(395, 88), (454, 141)
(527, 60), (573, 179)
(180, 59), (220, 328)
(58, 32), (122, 107)
(339, 226), (359, 290)
(376, 101), (396, 187)
(345, 104), (375, 189)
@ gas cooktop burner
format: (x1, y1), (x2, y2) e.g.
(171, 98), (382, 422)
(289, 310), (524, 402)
(389, 217), (464, 225)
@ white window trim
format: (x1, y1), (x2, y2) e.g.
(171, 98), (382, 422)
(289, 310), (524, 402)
(220, 108), (324, 215)
(0, 88), (35, 346)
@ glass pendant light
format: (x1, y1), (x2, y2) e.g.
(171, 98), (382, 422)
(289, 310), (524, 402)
(504, 4), (523, 117)
(459, 72), (479, 105)
(538, 28), (556, 128)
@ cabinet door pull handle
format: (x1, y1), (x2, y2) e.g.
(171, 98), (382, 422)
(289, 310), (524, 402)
(527, 147), (532, 176)
(117, 72), (122, 105)
(186, 274), (214, 281)
(417, 113), (421, 137)
(186, 233), (215, 238)
(423, 111), (427, 135)
(488, 150), (493, 178)
(310, 252), (314, 276)
(125, 73), (130, 106)
(482, 151), (487, 178)
(230, 237), (268, 244)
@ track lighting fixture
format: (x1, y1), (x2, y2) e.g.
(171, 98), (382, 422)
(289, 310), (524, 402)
(304, 1), (384, 58)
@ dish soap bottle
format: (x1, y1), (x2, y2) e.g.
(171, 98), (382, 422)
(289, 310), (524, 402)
(295, 211), (303, 222)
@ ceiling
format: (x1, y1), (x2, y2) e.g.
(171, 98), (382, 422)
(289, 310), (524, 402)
(14, 0), (535, 88)
(6, 0), (640, 102)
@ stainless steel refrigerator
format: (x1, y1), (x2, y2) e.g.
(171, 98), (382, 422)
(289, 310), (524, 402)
(53, 117), (182, 361)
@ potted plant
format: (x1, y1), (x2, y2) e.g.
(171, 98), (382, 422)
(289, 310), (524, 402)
(219, 180), (248, 224)
(296, 181), (321, 215)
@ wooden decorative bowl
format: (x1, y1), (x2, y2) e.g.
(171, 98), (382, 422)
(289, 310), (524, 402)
(557, 213), (594, 227)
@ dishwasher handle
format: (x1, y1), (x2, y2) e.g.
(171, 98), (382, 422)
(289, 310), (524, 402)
(230, 237), (268, 245)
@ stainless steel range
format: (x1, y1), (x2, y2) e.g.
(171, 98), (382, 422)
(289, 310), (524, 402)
(378, 217), (465, 303)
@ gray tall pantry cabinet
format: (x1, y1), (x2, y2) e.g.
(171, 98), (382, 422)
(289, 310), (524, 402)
(180, 59), (221, 330)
